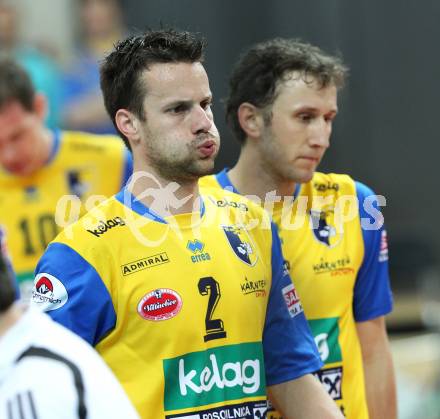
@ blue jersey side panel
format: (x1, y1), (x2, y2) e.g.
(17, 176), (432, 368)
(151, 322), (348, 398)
(263, 223), (322, 385)
(354, 182), (393, 321)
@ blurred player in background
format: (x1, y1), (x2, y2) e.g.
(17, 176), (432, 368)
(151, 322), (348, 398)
(201, 38), (397, 419)
(0, 1), (61, 128)
(61, 0), (126, 134)
(0, 232), (140, 419)
(33, 29), (343, 418)
(0, 59), (132, 299)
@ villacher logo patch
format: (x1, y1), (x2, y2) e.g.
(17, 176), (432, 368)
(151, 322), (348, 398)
(137, 288), (182, 321)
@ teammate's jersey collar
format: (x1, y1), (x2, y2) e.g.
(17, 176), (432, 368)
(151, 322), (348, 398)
(215, 168), (302, 200)
(115, 186), (206, 225)
(46, 129), (61, 165)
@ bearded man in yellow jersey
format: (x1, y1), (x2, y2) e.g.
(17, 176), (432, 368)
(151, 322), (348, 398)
(0, 60), (132, 299)
(32, 29), (343, 418)
(201, 38), (396, 419)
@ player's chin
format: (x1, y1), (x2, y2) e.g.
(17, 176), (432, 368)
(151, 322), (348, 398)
(189, 159), (216, 179)
(286, 168), (315, 184)
(199, 153), (218, 170)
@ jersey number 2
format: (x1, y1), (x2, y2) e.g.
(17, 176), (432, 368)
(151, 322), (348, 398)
(198, 276), (227, 342)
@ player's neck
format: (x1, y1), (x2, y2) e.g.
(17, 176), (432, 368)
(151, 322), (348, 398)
(0, 304), (23, 339)
(128, 164), (200, 217)
(229, 146), (297, 201)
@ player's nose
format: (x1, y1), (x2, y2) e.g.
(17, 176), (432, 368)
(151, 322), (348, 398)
(191, 105), (213, 134)
(309, 118), (331, 148)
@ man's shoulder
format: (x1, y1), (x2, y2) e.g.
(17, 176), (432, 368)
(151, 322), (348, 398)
(306, 172), (357, 195)
(53, 195), (126, 249)
(3, 310), (131, 415)
(18, 310), (98, 362)
(60, 130), (125, 155)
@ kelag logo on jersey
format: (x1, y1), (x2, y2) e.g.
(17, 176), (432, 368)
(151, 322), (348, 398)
(208, 196), (249, 212)
(222, 225), (258, 266)
(313, 181), (340, 192)
(163, 342), (265, 412)
(186, 240), (211, 263)
(86, 216), (126, 238)
(309, 208), (343, 248)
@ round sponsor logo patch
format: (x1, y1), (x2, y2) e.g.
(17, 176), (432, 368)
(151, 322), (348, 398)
(137, 288), (182, 321)
(32, 273), (68, 311)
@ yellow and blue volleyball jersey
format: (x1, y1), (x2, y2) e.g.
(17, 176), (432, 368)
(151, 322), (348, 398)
(200, 170), (393, 419)
(32, 186), (322, 418)
(0, 130), (132, 299)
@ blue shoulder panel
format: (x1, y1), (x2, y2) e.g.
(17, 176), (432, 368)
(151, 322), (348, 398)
(34, 242), (116, 345)
(263, 223), (322, 385)
(354, 182), (393, 321)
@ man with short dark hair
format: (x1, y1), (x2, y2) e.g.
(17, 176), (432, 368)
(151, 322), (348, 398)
(33, 29), (343, 418)
(0, 231), (140, 419)
(0, 59), (132, 300)
(201, 38), (397, 419)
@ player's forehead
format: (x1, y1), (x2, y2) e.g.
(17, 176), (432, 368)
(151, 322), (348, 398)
(273, 71), (338, 110)
(0, 101), (33, 140)
(141, 61), (211, 104)
(0, 100), (30, 125)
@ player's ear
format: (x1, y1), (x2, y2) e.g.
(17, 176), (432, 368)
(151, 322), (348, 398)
(33, 93), (48, 122)
(115, 109), (141, 144)
(237, 102), (264, 140)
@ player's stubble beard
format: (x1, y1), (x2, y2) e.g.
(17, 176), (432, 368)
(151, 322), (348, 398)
(144, 132), (220, 185)
(259, 122), (320, 185)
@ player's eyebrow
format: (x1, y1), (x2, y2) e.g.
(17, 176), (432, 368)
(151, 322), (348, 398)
(163, 99), (193, 109)
(163, 94), (213, 110)
(294, 105), (338, 114)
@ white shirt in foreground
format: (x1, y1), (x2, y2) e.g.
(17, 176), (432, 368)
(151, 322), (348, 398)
(0, 307), (140, 419)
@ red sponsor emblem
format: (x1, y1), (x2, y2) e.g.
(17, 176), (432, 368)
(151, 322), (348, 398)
(35, 276), (54, 295)
(282, 283), (303, 318)
(137, 288), (182, 321)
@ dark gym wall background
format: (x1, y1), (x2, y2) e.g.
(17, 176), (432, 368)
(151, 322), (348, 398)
(121, 0), (440, 271)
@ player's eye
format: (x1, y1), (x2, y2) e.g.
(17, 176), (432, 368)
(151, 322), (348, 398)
(298, 113), (314, 122)
(201, 99), (212, 110)
(168, 103), (190, 114)
(324, 114), (336, 123)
